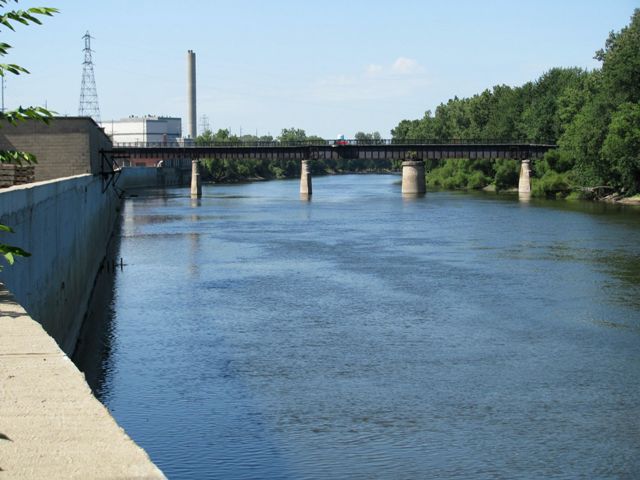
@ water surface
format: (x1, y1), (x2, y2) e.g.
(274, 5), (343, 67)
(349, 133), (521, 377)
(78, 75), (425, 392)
(75, 175), (640, 479)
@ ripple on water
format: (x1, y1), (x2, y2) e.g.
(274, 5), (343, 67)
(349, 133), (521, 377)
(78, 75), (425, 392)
(77, 176), (640, 479)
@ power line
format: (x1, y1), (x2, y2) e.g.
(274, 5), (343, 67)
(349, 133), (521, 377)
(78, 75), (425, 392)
(78, 31), (101, 124)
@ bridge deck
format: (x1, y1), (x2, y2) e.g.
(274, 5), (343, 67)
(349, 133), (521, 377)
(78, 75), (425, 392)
(105, 141), (556, 164)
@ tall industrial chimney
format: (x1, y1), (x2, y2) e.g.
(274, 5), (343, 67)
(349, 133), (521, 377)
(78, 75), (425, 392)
(187, 50), (196, 139)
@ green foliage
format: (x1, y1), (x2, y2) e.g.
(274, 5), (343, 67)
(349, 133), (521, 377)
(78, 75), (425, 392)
(0, 0), (56, 270)
(197, 126), (395, 182)
(210, 128), (239, 143)
(548, 9), (640, 194)
(531, 171), (572, 198)
(392, 68), (587, 144)
(278, 127), (308, 143)
(427, 159), (490, 190)
(0, 225), (30, 266)
(392, 8), (640, 198)
(0, 2), (57, 32)
(597, 9), (640, 105)
(467, 170), (490, 190)
(354, 131), (382, 143)
(601, 102), (640, 193)
(493, 159), (520, 192)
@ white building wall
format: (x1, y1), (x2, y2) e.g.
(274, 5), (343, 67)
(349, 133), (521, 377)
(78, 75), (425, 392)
(103, 117), (182, 145)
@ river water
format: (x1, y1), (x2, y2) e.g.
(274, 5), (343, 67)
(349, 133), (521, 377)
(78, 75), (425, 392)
(75, 174), (640, 479)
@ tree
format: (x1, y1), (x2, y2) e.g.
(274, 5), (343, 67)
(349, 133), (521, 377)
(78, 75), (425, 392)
(195, 128), (214, 145)
(597, 9), (640, 105)
(602, 102), (640, 193)
(0, 1), (57, 269)
(354, 131), (382, 143)
(277, 127), (307, 143)
(195, 128), (242, 144)
(559, 9), (640, 191)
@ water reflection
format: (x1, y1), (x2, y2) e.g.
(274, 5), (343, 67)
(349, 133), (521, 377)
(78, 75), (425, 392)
(401, 192), (426, 202)
(188, 231), (201, 278)
(72, 217), (122, 399)
(518, 191), (531, 202)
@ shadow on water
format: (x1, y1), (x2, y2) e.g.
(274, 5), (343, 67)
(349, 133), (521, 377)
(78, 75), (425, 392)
(71, 215), (123, 399)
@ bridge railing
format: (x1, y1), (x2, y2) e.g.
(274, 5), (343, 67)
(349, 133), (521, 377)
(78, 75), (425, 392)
(112, 138), (555, 149)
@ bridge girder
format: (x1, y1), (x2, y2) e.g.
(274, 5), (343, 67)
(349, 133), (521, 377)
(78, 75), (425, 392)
(104, 142), (555, 167)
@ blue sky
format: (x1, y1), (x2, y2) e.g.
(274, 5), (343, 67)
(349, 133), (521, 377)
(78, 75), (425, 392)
(7, 0), (638, 138)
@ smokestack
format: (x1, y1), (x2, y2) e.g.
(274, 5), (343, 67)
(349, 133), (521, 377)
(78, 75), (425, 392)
(187, 50), (196, 139)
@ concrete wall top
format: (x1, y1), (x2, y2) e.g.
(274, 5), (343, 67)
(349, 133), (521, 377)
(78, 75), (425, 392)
(0, 117), (112, 182)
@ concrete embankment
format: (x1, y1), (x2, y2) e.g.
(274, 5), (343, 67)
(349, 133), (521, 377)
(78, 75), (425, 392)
(0, 167), (179, 354)
(0, 287), (165, 479)
(0, 168), (169, 478)
(120, 165), (182, 189)
(0, 173), (120, 354)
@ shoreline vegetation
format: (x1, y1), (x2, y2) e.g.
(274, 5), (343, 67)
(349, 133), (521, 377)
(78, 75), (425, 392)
(196, 9), (639, 205)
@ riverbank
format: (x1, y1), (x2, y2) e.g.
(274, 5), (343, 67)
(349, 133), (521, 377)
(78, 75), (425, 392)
(602, 193), (640, 205)
(0, 169), (176, 477)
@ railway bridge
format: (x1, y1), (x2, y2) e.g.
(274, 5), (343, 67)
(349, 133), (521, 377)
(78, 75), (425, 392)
(104, 139), (556, 198)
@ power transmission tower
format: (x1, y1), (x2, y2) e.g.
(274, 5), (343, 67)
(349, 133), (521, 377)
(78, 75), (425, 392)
(78, 31), (101, 124)
(199, 114), (210, 133)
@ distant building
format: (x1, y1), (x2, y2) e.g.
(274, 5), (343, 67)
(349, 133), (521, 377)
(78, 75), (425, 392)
(102, 116), (182, 166)
(103, 116), (182, 145)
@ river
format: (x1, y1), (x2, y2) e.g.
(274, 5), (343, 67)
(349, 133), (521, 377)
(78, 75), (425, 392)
(74, 174), (640, 479)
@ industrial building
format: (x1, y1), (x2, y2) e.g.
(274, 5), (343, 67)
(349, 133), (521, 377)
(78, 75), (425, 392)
(102, 116), (182, 146)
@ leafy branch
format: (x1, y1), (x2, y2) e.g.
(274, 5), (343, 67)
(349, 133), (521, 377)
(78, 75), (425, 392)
(0, 4), (57, 32)
(0, 1), (57, 270)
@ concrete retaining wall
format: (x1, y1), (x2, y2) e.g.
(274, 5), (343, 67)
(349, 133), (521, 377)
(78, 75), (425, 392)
(119, 166), (181, 189)
(0, 173), (120, 354)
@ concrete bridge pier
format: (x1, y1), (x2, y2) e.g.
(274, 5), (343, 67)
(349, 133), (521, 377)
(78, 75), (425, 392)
(401, 160), (426, 195)
(190, 159), (202, 198)
(300, 159), (312, 196)
(518, 159), (531, 199)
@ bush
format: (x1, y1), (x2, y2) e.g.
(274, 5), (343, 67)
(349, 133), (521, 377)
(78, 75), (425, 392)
(493, 159), (519, 192)
(427, 159), (490, 190)
(531, 171), (572, 198)
(467, 170), (490, 189)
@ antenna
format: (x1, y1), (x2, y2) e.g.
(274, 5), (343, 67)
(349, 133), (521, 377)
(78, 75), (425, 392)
(78, 31), (101, 124)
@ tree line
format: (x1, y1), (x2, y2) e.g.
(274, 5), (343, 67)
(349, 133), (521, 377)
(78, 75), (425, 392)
(392, 8), (640, 197)
(196, 128), (394, 182)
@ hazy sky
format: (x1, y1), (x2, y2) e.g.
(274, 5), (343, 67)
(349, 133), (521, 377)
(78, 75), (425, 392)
(7, 0), (638, 138)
